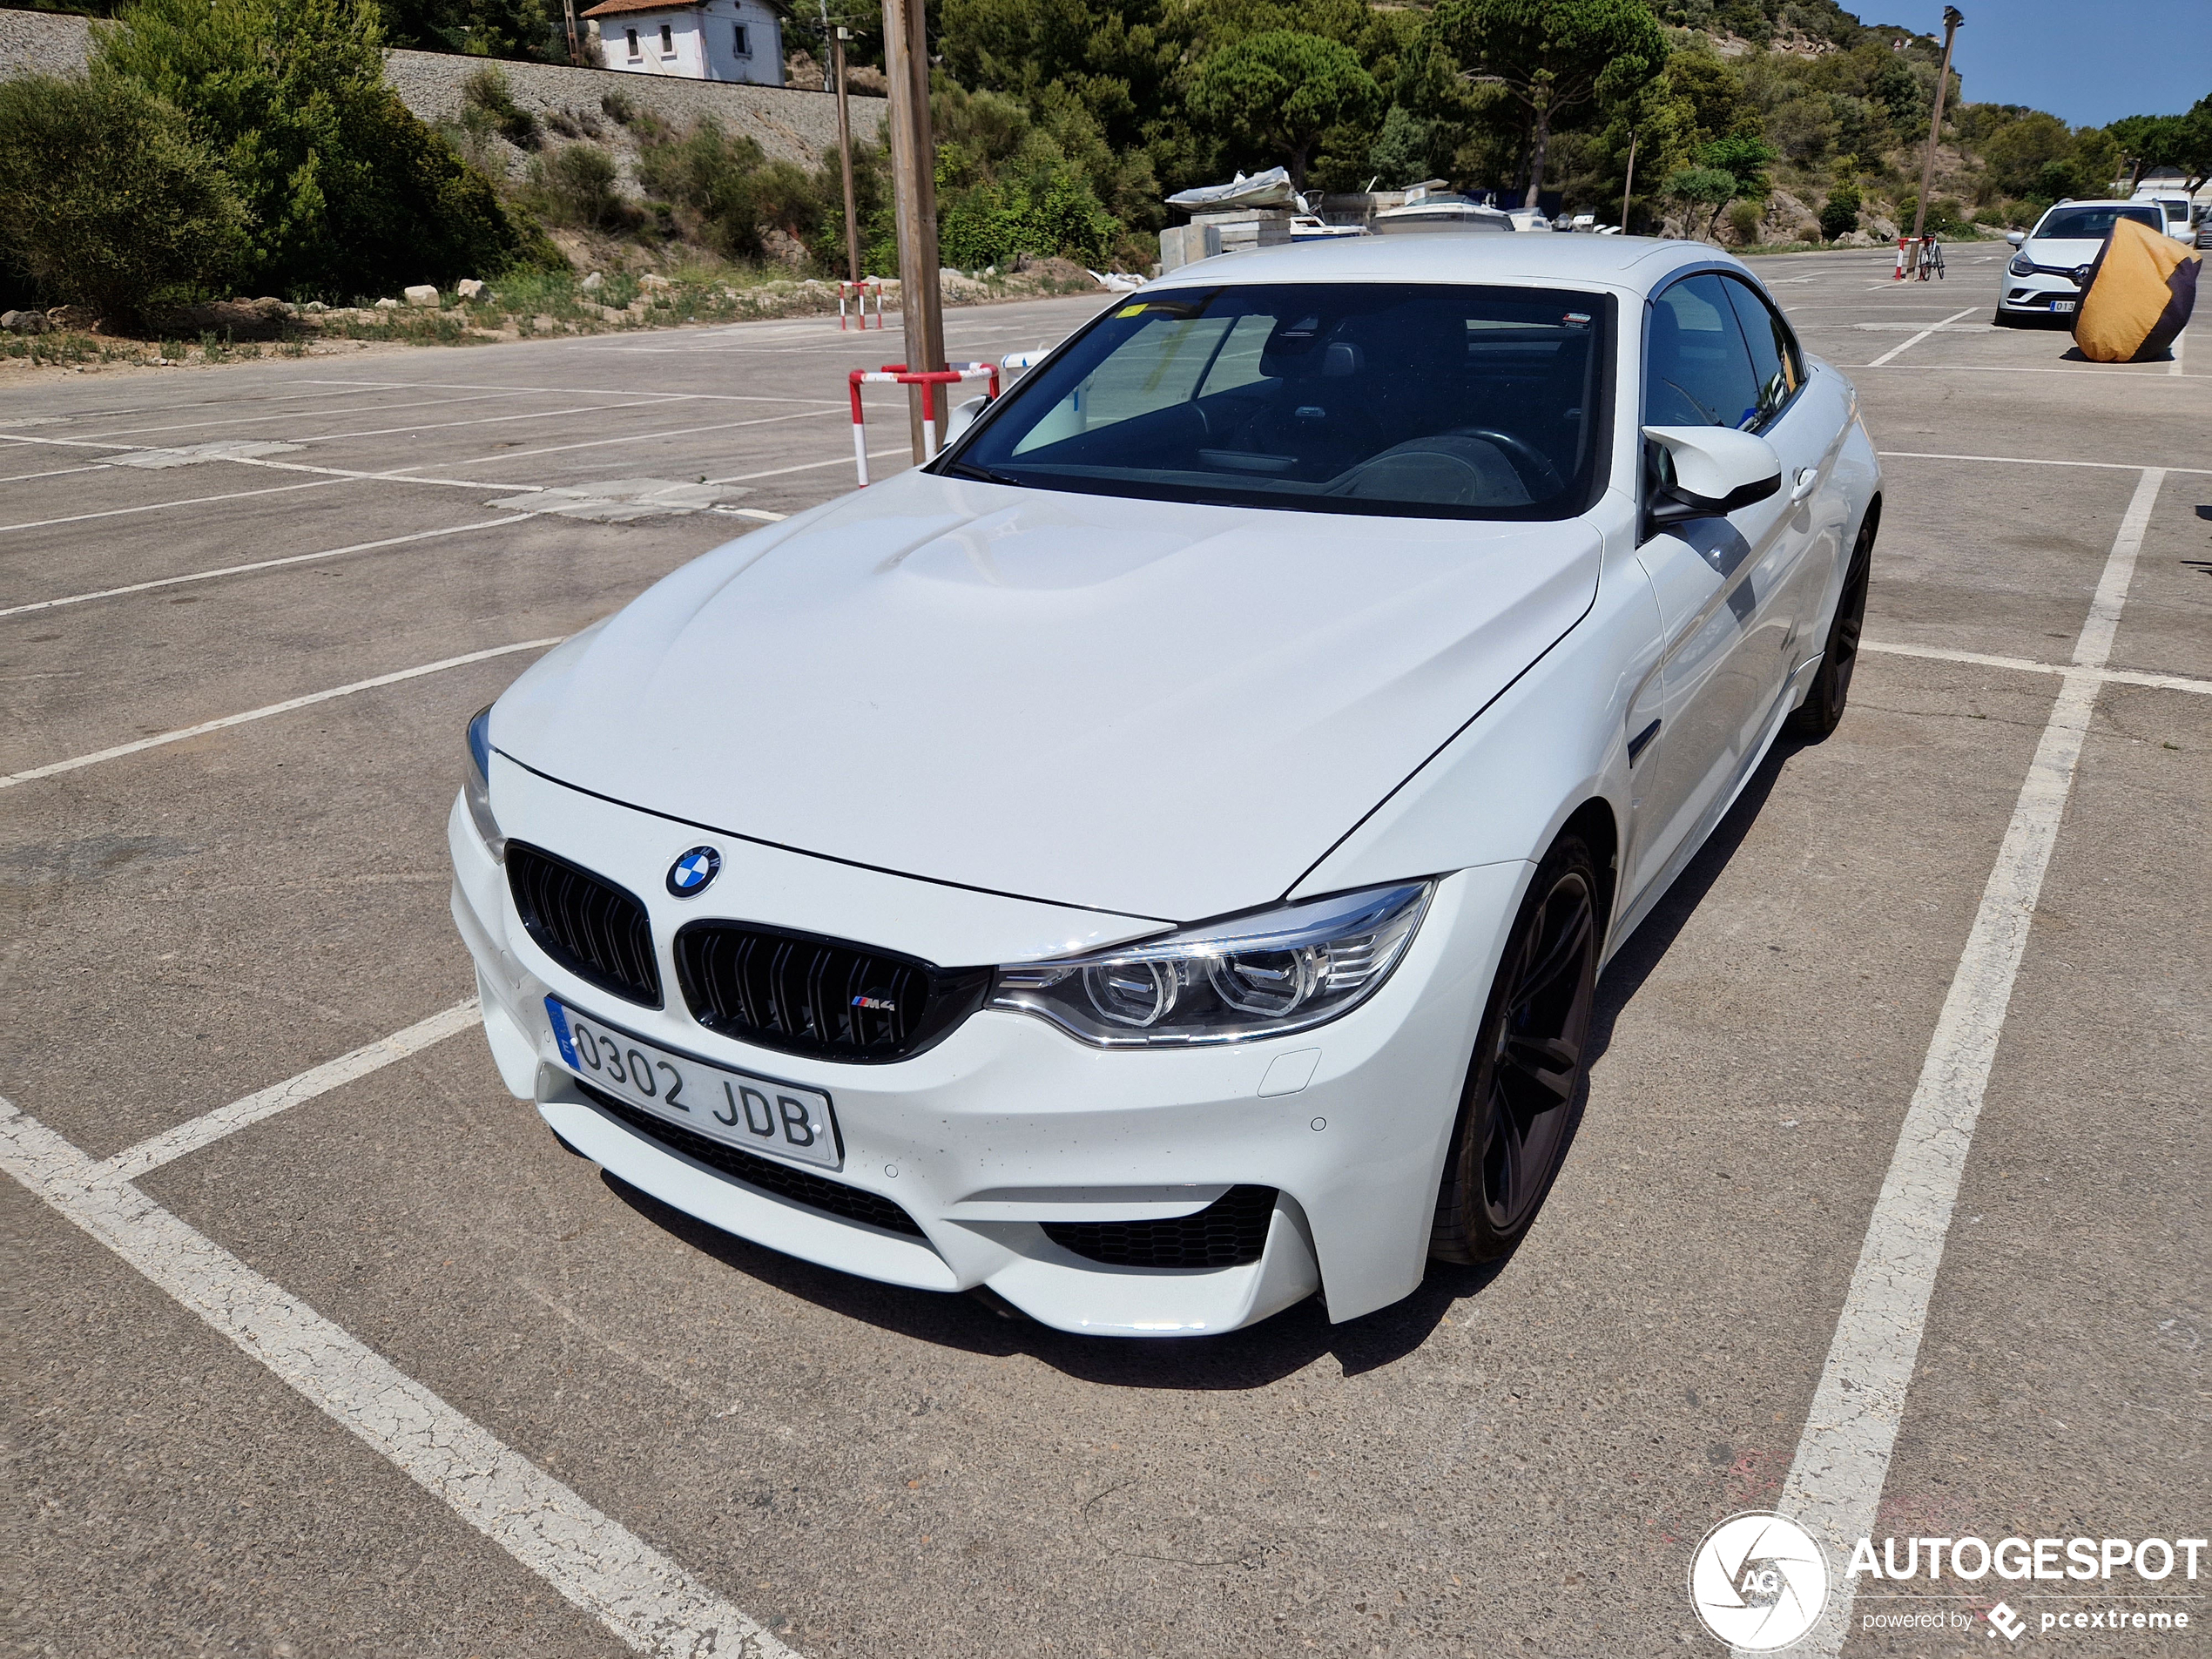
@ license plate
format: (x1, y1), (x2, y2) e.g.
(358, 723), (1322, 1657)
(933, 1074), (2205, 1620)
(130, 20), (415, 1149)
(546, 998), (841, 1170)
(2052, 300), (2076, 314)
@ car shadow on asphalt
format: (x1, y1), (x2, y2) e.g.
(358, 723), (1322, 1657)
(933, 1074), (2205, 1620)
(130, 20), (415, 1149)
(600, 737), (1805, 1387)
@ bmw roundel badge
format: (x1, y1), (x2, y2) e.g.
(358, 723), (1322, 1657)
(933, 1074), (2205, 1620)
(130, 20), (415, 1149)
(666, 846), (721, 897)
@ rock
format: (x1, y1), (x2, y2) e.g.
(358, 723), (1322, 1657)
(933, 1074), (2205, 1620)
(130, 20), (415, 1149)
(403, 284), (440, 307)
(637, 272), (671, 291)
(374, 297), (401, 310)
(1, 308), (48, 334)
(1836, 229), (1877, 248)
(1866, 213), (1898, 240)
(455, 278), (485, 300)
(580, 271), (606, 293)
(302, 300), (327, 314)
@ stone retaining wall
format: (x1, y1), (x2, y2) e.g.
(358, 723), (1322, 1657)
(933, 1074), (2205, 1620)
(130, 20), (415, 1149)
(0, 9), (883, 170)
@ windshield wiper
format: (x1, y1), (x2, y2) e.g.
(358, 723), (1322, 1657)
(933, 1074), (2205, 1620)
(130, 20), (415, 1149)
(948, 460), (1023, 486)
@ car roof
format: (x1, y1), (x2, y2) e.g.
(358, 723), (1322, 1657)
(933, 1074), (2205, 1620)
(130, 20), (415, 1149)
(2038, 199), (2158, 215)
(1144, 233), (1748, 300)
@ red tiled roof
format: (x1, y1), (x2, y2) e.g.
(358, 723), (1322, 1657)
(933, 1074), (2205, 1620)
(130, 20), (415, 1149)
(581, 0), (700, 18)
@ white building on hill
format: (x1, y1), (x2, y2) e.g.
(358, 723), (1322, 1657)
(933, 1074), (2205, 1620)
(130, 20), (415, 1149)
(582, 0), (785, 86)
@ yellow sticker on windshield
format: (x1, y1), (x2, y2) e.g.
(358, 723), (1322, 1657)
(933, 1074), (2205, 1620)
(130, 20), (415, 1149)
(1116, 303), (1148, 317)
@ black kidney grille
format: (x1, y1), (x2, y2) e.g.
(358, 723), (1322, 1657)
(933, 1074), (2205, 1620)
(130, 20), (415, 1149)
(1042, 1186), (1278, 1271)
(675, 921), (989, 1062)
(578, 1082), (924, 1237)
(507, 842), (660, 1008)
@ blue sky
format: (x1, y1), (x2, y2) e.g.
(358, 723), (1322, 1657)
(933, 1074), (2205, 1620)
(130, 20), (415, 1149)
(1881, 0), (2209, 127)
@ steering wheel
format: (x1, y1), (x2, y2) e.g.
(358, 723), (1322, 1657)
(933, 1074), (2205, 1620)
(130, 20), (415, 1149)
(1447, 427), (1566, 496)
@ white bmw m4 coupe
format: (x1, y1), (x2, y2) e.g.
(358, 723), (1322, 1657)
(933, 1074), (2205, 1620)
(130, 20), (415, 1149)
(449, 235), (1879, 1337)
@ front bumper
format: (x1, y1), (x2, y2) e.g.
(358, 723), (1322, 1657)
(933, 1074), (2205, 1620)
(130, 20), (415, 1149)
(1995, 271), (2082, 315)
(448, 761), (1528, 1336)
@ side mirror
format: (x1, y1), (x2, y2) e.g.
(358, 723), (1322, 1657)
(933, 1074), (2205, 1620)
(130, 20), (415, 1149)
(945, 395), (991, 444)
(2006, 230), (2026, 246)
(1642, 425), (1783, 532)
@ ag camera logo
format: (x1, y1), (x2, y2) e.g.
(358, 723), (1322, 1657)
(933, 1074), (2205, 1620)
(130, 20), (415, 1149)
(1689, 1512), (1830, 1650)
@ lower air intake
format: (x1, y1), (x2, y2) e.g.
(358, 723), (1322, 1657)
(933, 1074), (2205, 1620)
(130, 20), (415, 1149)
(1042, 1186), (1277, 1270)
(578, 1082), (925, 1238)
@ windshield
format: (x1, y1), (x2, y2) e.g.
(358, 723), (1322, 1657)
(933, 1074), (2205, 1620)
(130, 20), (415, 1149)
(944, 283), (1613, 521)
(2034, 206), (2161, 240)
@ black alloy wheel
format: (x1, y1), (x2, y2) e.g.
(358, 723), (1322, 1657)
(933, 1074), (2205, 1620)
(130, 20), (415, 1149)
(1431, 835), (1602, 1264)
(1788, 511), (1876, 740)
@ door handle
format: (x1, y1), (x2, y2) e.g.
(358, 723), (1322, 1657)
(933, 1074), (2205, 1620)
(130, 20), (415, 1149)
(1790, 467), (1819, 502)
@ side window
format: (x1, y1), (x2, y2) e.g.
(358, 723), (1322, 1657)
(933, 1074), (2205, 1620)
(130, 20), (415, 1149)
(732, 22), (749, 54)
(1645, 274), (1760, 431)
(1722, 277), (1804, 428)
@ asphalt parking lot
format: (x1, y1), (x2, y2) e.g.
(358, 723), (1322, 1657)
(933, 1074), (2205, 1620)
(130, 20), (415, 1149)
(3, 252), (2206, 1658)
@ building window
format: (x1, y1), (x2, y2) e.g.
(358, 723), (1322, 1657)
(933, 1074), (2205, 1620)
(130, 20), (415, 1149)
(732, 21), (749, 53)
(624, 25), (638, 57)
(658, 21), (672, 52)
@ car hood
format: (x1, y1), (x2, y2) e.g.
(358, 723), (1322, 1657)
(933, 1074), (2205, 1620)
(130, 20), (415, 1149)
(2021, 237), (2107, 268)
(496, 470), (1600, 925)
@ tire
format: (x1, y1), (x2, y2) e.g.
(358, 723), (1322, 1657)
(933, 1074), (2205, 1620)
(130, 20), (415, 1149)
(1430, 834), (1602, 1264)
(1788, 511), (1875, 740)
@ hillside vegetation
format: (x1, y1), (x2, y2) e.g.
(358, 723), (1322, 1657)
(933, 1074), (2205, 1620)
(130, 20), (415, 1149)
(2, 0), (2205, 333)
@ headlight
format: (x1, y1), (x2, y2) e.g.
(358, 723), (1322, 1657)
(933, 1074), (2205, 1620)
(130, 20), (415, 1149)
(2007, 253), (2033, 276)
(464, 703), (505, 860)
(990, 881), (1432, 1047)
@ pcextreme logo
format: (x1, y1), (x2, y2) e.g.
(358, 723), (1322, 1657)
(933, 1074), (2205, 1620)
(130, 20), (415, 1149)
(1689, 1512), (1831, 1650)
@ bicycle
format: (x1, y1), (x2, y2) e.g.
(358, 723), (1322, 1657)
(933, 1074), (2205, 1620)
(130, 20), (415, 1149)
(1915, 235), (1946, 280)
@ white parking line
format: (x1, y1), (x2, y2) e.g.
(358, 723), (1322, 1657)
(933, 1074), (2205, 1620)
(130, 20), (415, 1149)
(1860, 638), (2212, 694)
(705, 445), (907, 485)
(0, 516), (533, 619)
(1878, 448), (2212, 475)
(292, 397), (670, 444)
(1770, 469), (2166, 1656)
(0, 475), (342, 534)
(1862, 305), (1980, 367)
(304, 376), (839, 407)
(99, 1001), (484, 1182)
(0, 1096), (792, 1659)
(0, 637), (561, 789)
(73, 389), (531, 444)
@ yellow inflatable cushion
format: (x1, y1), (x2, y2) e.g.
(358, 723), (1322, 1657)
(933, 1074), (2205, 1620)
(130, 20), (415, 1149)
(2074, 215), (2201, 363)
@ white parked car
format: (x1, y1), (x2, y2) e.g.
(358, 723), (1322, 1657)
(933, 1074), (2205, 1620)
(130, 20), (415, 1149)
(450, 237), (1880, 1337)
(2129, 189), (2197, 243)
(1997, 198), (2167, 323)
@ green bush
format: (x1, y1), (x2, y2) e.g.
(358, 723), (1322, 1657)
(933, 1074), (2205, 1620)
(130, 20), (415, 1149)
(1726, 199), (1762, 243)
(96, 0), (536, 300)
(1818, 181), (1860, 241)
(462, 64), (538, 148)
(0, 72), (246, 328)
(527, 142), (628, 229)
(637, 118), (822, 260)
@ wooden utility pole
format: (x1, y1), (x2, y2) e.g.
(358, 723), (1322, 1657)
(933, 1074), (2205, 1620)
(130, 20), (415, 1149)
(1909, 7), (1964, 248)
(1620, 129), (1637, 233)
(881, 0), (944, 461)
(560, 0), (582, 64)
(832, 25), (861, 283)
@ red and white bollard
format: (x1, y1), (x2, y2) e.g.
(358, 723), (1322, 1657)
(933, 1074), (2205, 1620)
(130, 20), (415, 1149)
(846, 362), (1001, 485)
(838, 280), (884, 329)
(1894, 235), (1910, 280)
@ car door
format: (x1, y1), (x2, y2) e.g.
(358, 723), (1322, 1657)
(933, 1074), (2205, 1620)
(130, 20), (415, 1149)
(1625, 272), (1817, 901)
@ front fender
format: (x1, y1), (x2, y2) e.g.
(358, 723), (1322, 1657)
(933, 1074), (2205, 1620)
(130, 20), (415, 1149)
(1289, 496), (1657, 964)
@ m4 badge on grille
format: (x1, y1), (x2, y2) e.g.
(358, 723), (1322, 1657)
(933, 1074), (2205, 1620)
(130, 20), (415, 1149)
(852, 994), (898, 1011)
